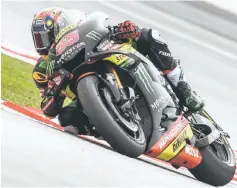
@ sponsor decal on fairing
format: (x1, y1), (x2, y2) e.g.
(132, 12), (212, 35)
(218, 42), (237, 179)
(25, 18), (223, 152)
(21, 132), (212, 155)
(173, 130), (187, 152)
(60, 42), (86, 60)
(85, 31), (102, 41)
(136, 65), (155, 94)
(158, 122), (185, 150)
(185, 146), (199, 158)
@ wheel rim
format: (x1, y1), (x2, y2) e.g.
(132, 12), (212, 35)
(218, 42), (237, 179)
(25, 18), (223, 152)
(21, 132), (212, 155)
(101, 87), (145, 143)
(209, 137), (235, 166)
(190, 112), (235, 167)
(194, 125), (235, 166)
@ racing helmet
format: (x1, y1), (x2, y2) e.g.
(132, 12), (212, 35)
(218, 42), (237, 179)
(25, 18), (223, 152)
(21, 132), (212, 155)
(31, 7), (87, 55)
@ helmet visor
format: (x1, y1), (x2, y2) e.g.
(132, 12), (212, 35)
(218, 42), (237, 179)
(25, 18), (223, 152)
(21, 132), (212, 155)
(33, 31), (51, 50)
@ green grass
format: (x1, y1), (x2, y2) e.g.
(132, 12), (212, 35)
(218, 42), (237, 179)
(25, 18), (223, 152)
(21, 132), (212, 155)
(1, 54), (72, 109)
(1, 54), (41, 108)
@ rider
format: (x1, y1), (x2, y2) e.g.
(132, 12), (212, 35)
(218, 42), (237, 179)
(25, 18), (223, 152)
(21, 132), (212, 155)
(32, 7), (204, 135)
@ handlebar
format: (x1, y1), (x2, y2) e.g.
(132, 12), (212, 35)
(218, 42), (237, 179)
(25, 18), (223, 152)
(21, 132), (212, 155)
(107, 25), (133, 38)
(110, 31), (133, 38)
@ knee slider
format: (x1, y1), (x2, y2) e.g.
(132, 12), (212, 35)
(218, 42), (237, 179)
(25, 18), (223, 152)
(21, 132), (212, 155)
(58, 106), (90, 128)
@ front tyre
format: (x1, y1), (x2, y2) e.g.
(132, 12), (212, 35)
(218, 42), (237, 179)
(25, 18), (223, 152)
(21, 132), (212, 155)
(189, 137), (236, 186)
(77, 75), (146, 157)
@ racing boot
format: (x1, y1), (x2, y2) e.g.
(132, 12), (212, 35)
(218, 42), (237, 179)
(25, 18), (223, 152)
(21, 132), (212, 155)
(58, 105), (92, 135)
(166, 65), (204, 112)
(176, 81), (204, 111)
(58, 101), (102, 138)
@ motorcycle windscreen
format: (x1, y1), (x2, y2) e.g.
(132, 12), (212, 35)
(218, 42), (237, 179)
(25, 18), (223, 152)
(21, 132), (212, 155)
(56, 18), (108, 65)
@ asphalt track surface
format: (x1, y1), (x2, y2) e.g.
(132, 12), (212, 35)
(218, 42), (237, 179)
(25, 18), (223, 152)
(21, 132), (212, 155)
(1, 1), (237, 187)
(1, 109), (220, 187)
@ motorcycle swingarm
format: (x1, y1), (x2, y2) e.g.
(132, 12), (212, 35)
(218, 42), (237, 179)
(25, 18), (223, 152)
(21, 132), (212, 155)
(194, 128), (221, 148)
(191, 113), (226, 148)
(192, 123), (222, 148)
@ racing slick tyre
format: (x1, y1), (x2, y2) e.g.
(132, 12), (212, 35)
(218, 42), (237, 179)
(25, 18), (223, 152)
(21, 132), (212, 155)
(77, 75), (146, 158)
(189, 137), (236, 186)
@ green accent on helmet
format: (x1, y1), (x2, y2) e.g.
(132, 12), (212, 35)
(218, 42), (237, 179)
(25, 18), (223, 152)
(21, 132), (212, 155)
(38, 61), (47, 69)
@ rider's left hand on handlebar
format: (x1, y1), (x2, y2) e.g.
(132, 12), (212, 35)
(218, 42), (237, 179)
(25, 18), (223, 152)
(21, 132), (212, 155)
(115, 20), (141, 39)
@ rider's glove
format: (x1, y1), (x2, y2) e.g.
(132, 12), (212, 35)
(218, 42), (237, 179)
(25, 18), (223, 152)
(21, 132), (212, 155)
(116, 20), (141, 39)
(41, 69), (72, 117)
(46, 69), (72, 96)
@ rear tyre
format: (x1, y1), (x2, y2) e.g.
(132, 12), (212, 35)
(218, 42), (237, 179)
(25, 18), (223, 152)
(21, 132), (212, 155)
(189, 137), (236, 186)
(77, 75), (146, 157)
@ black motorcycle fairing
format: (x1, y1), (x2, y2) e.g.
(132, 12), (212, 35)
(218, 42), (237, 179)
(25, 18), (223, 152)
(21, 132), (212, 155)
(49, 21), (178, 151)
(131, 63), (177, 150)
(86, 49), (177, 150)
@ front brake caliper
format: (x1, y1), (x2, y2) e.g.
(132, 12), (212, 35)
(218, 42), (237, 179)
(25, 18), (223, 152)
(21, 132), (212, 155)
(120, 87), (141, 123)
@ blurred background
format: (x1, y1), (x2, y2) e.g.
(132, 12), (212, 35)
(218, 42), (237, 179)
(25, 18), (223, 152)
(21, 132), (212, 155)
(2, 0), (237, 144)
(1, 1), (237, 187)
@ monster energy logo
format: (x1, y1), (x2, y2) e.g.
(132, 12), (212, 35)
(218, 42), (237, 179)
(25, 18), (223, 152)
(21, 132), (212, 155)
(46, 60), (55, 75)
(85, 31), (102, 41)
(136, 65), (155, 94)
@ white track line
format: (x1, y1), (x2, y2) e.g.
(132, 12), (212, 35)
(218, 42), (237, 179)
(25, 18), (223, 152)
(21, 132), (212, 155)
(1, 48), (36, 65)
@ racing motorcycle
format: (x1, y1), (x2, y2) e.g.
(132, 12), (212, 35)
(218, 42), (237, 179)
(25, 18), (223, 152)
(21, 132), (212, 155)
(46, 12), (236, 186)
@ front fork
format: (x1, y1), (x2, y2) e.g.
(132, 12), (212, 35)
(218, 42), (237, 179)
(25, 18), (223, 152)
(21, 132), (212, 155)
(105, 64), (141, 123)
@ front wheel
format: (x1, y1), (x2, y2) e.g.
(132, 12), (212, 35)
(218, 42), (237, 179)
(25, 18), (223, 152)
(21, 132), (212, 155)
(77, 75), (146, 158)
(189, 136), (236, 186)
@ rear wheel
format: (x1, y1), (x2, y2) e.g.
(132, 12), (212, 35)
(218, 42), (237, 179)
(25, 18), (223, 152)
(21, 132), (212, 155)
(77, 75), (146, 157)
(190, 133), (236, 186)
